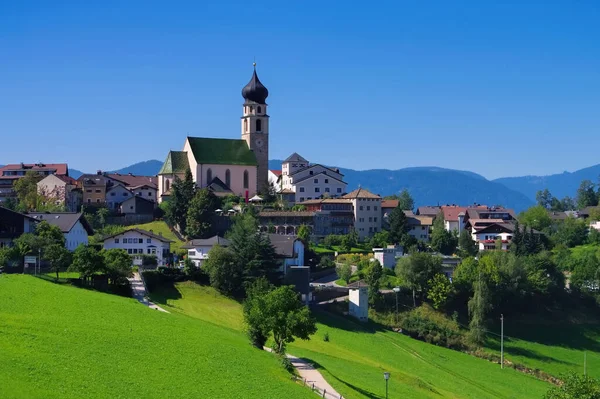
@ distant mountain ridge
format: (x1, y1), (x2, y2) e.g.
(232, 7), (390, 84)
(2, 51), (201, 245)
(69, 160), (163, 179)
(494, 163), (600, 202)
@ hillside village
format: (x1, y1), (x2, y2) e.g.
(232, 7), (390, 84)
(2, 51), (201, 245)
(3, 66), (600, 399)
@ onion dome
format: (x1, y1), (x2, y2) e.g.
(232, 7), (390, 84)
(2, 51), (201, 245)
(241, 64), (269, 103)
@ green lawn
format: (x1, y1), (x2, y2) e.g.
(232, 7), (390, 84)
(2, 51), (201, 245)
(129, 220), (185, 251)
(148, 280), (551, 398)
(312, 245), (369, 254)
(0, 275), (313, 399)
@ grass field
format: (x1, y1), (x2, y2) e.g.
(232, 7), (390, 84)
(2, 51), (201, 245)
(129, 220), (185, 251)
(0, 275), (313, 399)
(149, 281), (551, 398)
(312, 244), (369, 254)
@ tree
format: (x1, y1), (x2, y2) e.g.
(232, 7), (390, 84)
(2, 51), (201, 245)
(577, 180), (598, 209)
(335, 262), (352, 283)
(166, 168), (195, 232)
(101, 248), (133, 284)
(35, 221), (66, 246)
(398, 189), (414, 211)
(430, 216), (458, 255)
(396, 253), (443, 307)
(183, 257), (197, 277)
(369, 230), (390, 249)
(96, 207), (109, 228)
(43, 244), (72, 281)
(544, 372), (600, 399)
(185, 188), (219, 238)
(0, 246), (19, 269)
(341, 230), (358, 252)
(519, 205), (553, 233)
(388, 205), (409, 244)
(561, 196), (576, 211)
(365, 259), (383, 306)
(203, 245), (244, 297)
(536, 189), (553, 209)
(70, 245), (104, 283)
(458, 229), (478, 257)
(243, 278), (274, 348)
(553, 217), (589, 248)
(244, 285), (317, 354)
(297, 224), (311, 243)
(14, 233), (47, 262)
(13, 171), (42, 211)
(427, 273), (452, 310)
(468, 273), (491, 346)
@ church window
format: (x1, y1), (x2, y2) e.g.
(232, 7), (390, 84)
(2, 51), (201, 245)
(165, 180), (170, 192)
(207, 168), (212, 183)
(225, 169), (231, 187)
(256, 119), (262, 131)
(243, 170), (249, 189)
(250, 106), (254, 113)
(257, 106), (262, 113)
(244, 119), (248, 132)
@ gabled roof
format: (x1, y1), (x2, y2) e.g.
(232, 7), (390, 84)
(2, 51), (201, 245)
(1, 206), (39, 222)
(289, 163), (343, 178)
(268, 234), (301, 258)
(102, 228), (174, 243)
(182, 235), (230, 249)
(207, 177), (234, 196)
(108, 173), (158, 189)
(407, 215), (434, 226)
(283, 153), (308, 163)
(299, 199), (352, 205)
(27, 212), (94, 235)
(441, 206), (467, 222)
(0, 163), (68, 176)
(381, 200), (398, 209)
(186, 137), (257, 166)
(416, 206), (441, 216)
(270, 170), (282, 176)
(292, 170), (347, 185)
(342, 188), (381, 199)
(158, 151), (190, 175)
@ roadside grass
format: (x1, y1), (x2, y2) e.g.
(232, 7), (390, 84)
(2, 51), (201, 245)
(147, 280), (551, 398)
(0, 275), (312, 399)
(128, 220), (185, 251)
(335, 279), (348, 287)
(312, 245), (369, 254)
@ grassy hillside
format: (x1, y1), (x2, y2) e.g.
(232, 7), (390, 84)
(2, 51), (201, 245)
(149, 281), (551, 398)
(129, 220), (185, 251)
(0, 275), (313, 399)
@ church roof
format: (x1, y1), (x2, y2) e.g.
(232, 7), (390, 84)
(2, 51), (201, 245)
(283, 152), (308, 163)
(158, 151), (189, 175)
(241, 66), (269, 104)
(207, 177), (235, 196)
(186, 137), (257, 166)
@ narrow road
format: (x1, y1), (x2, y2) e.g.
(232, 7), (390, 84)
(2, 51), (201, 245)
(264, 347), (342, 398)
(128, 272), (169, 313)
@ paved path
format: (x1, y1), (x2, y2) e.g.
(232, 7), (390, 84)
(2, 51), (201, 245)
(128, 273), (169, 313)
(264, 347), (342, 398)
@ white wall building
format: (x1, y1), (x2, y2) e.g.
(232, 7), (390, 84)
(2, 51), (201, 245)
(183, 236), (230, 267)
(373, 246), (401, 269)
(342, 188), (382, 239)
(28, 212), (93, 251)
(349, 286), (369, 322)
(407, 215), (433, 242)
(102, 228), (172, 266)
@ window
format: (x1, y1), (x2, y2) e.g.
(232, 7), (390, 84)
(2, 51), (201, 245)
(309, 171), (313, 175)
(337, 188), (342, 193)
(367, 206), (370, 211)
(114, 239), (119, 243)
(165, 180), (170, 191)
(359, 206), (363, 211)
(243, 170), (249, 189)
(244, 119), (248, 132)
(374, 217), (378, 222)
(87, 199), (91, 203)
(256, 119), (262, 131)
(374, 206), (378, 211)
(325, 179), (329, 183)
(86, 189), (92, 193)
(148, 192), (152, 196)
(299, 187), (305, 192)
(147, 239), (151, 243)
(138, 238), (143, 244)
(123, 192), (128, 196)
(313, 179), (318, 184)
(130, 206), (134, 210)
(96, 199), (100, 203)
(188, 250), (196, 256)
(250, 106), (254, 113)
(257, 106), (262, 113)
(315, 187), (320, 193)
(325, 187), (330, 192)
(300, 197), (305, 202)
(368, 217), (372, 222)
(147, 249), (151, 254)
(127, 249), (132, 254)
(95, 189), (101, 193)
(111, 192), (115, 196)
(206, 168), (212, 183)
(225, 169), (231, 187)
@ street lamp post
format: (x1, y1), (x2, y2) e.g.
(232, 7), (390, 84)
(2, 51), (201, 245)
(393, 287), (401, 325)
(383, 372), (390, 399)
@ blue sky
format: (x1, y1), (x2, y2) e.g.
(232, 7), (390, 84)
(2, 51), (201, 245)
(1, 1), (599, 179)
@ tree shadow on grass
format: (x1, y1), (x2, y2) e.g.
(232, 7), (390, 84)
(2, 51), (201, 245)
(486, 339), (576, 366)
(146, 280), (182, 305)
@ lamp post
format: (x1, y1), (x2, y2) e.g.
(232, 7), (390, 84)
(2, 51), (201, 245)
(383, 372), (390, 399)
(393, 286), (401, 325)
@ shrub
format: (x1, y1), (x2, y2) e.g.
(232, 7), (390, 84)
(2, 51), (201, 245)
(317, 256), (335, 270)
(323, 332), (330, 342)
(399, 304), (468, 350)
(142, 268), (186, 292)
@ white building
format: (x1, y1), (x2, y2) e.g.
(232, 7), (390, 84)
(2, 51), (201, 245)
(183, 235), (230, 267)
(279, 153), (347, 203)
(342, 188), (382, 240)
(102, 228), (173, 266)
(348, 285), (369, 322)
(37, 174), (82, 212)
(28, 212), (94, 251)
(373, 246), (402, 269)
(407, 215), (433, 242)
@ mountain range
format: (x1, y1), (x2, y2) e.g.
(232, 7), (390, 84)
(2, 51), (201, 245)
(21, 160), (600, 212)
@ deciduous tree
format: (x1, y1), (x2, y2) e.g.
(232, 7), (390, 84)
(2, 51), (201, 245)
(544, 372), (600, 399)
(43, 244), (72, 281)
(468, 273), (491, 346)
(166, 168), (195, 232)
(185, 188), (219, 238)
(101, 248), (133, 284)
(427, 273), (452, 310)
(536, 189), (553, 209)
(577, 180), (598, 209)
(335, 262), (352, 283)
(203, 245), (244, 297)
(396, 253), (443, 307)
(365, 259), (383, 306)
(297, 224), (311, 243)
(70, 245), (104, 283)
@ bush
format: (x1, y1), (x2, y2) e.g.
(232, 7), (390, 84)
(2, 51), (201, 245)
(142, 268), (186, 292)
(317, 256), (335, 270)
(323, 332), (330, 342)
(399, 304), (468, 350)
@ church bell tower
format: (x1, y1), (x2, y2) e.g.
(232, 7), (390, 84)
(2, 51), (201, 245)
(241, 63), (269, 194)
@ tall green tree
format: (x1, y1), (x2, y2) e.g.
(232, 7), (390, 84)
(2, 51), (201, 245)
(70, 245), (104, 283)
(166, 168), (196, 232)
(35, 221), (66, 246)
(369, 230), (390, 248)
(553, 217), (589, 248)
(427, 273), (452, 310)
(101, 248), (133, 284)
(341, 230), (358, 252)
(185, 188), (219, 238)
(430, 214), (458, 255)
(561, 196), (576, 211)
(13, 171), (43, 211)
(244, 285), (317, 354)
(396, 252), (443, 307)
(243, 278), (274, 348)
(458, 229), (478, 257)
(297, 224), (311, 243)
(43, 244), (72, 281)
(519, 205), (552, 233)
(203, 245), (244, 297)
(388, 205), (409, 245)
(365, 259), (383, 306)
(398, 189), (415, 211)
(335, 262), (352, 284)
(536, 189), (553, 209)
(468, 272), (491, 346)
(577, 180), (598, 209)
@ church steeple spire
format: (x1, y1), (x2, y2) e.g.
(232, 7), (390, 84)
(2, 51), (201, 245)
(242, 63), (269, 104)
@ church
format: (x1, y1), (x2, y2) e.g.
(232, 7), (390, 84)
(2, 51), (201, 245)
(157, 65), (270, 202)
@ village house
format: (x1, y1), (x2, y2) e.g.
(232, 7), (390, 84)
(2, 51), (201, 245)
(27, 212), (94, 251)
(0, 207), (38, 248)
(182, 235), (231, 267)
(102, 228), (173, 266)
(0, 163), (69, 204)
(406, 214), (434, 241)
(268, 234), (305, 275)
(342, 188), (382, 239)
(37, 174), (82, 212)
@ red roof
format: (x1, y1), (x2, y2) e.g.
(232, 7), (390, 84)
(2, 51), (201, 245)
(56, 175), (78, 185)
(442, 205), (489, 221)
(270, 170), (282, 176)
(0, 163), (68, 176)
(381, 200), (398, 209)
(107, 173), (158, 189)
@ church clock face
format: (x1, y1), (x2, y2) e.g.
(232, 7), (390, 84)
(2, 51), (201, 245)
(255, 138), (264, 148)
